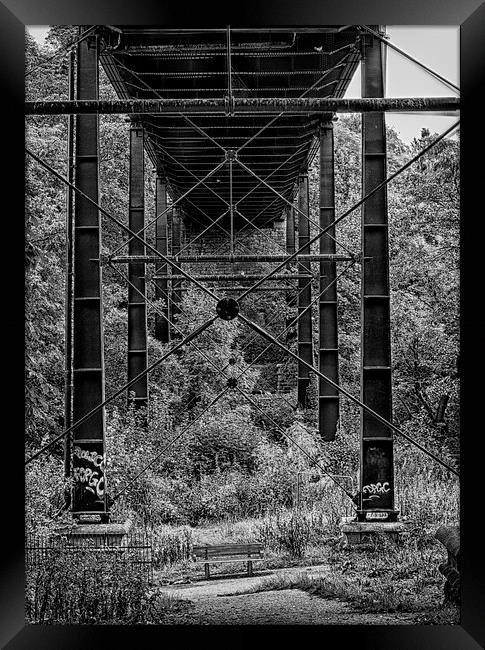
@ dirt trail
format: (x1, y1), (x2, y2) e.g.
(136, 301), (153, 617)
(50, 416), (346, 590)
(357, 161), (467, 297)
(159, 564), (420, 625)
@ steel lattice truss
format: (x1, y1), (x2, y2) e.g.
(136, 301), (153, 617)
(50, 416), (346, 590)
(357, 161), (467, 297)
(25, 25), (460, 523)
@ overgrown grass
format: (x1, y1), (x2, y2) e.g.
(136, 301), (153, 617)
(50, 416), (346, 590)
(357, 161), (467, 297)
(239, 530), (459, 623)
(152, 524), (193, 568)
(256, 509), (330, 558)
(26, 546), (186, 624)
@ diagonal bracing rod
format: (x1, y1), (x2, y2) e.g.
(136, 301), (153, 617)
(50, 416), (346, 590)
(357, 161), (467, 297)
(109, 262), (357, 504)
(109, 157), (227, 258)
(235, 120), (460, 301)
(25, 315), (219, 465)
(237, 313), (459, 477)
(26, 147), (221, 303)
(358, 25), (459, 94)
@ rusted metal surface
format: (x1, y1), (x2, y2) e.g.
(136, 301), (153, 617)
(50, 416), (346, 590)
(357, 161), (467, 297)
(127, 123), (148, 409)
(286, 207), (296, 342)
(64, 49), (75, 481)
(153, 273), (311, 281)
(297, 174), (313, 409)
(71, 31), (107, 517)
(358, 30), (397, 522)
(318, 121), (339, 441)
(154, 176), (170, 343)
(26, 96), (460, 115)
(107, 253), (355, 263)
(170, 208), (182, 328)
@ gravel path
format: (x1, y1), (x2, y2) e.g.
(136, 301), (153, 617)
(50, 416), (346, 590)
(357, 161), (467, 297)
(159, 564), (421, 625)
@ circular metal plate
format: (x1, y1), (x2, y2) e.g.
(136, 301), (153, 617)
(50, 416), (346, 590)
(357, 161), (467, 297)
(216, 297), (240, 321)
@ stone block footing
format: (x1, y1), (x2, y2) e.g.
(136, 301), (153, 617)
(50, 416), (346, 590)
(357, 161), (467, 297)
(339, 517), (406, 546)
(56, 519), (132, 546)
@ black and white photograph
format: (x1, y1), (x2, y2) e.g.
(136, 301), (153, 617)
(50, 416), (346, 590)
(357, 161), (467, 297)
(4, 5), (481, 644)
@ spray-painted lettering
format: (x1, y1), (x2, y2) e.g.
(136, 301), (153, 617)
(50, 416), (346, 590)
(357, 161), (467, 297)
(73, 446), (105, 500)
(73, 446), (105, 471)
(362, 482), (390, 501)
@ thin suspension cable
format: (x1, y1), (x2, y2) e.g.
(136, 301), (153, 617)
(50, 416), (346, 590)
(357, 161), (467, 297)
(109, 52), (229, 154)
(236, 48), (355, 153)
(236, 156), (358, 259)
(25, 314), (218, 465)
(151, 142), (229, 206)
(125, 260), (361, 488)
(110, 264), (354, 503)
(225, 261), (357, 419)
(176, 207), (231, 256)
(236, 119), (460, 300)
(25, 26), (97, 77)
(238, 312), (459, 477)
(178, 199), (258, 258)
(358, 25), (460, 94)
(111, 387), (230, 501)
(109, 158), (227, 258)
(25, 147), (220, 302)
(236, 165), (356, 259)
(231, 261), (357, 403)
(207, 144), (310, 257)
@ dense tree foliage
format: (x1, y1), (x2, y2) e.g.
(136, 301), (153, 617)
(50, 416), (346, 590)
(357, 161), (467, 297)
(25, 30), (459, 532)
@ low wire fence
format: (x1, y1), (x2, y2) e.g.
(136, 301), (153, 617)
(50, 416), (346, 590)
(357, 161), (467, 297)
(25, 530), (153, 583)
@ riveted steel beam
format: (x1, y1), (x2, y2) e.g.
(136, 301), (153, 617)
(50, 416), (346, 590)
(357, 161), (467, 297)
(170, 207), (182, 331)
(319, 120), (340, 441)
(71, 30), (107, 518)
(359, 29), (397, 522)
(297, 174), (313, 409)
(26, 97), (460, 115)
(286, 206), (297, 343)
(106, 253), (355, 264)
(127, 123), (148, 409)
(154, 176), (170, 343)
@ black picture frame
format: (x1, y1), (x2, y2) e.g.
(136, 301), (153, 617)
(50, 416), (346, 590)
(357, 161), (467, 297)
(3, 0), (484, 647)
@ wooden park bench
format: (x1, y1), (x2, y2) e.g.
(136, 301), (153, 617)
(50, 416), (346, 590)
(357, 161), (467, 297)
(192, 543), (264, 579)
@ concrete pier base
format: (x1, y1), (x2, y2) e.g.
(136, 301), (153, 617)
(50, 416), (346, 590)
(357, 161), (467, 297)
(56, 519), (132, 546)
(339, 516), (406, 546)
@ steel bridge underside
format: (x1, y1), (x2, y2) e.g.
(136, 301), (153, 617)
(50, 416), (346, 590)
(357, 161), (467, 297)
(100, 26), (362, 226)
(24, 23), (460, 525)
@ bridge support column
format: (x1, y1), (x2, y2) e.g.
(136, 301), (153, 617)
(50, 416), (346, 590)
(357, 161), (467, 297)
(285, 206), (296, 344)
(170, 207), (182, 331)
(154, 175), (170, 343)
(297, 173), (313, 409)
(318, 120), (340, 440)
(127, 122), (148, 409)
(358, 27), (398, 524)
(71, 30), (107, 519)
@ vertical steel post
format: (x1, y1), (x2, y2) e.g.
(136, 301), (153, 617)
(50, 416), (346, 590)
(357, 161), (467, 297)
(297, 174), (313, 408)
(359, 28), (397, 521)
(318, 120), (340, 440)
(285, 206), (296, 343)
(64, 48), (75, 480)
(170, 207), (182, 330)
(127, 122), (148, 409)
(72, 30), (107, 517)
(154, 175), (170, 343)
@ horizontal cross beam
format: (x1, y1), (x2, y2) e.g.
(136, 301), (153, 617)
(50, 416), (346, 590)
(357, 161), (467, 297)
(152, 273), (312, 281)
(25, 97), (460, 115)
(106, 254), (357, 264)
